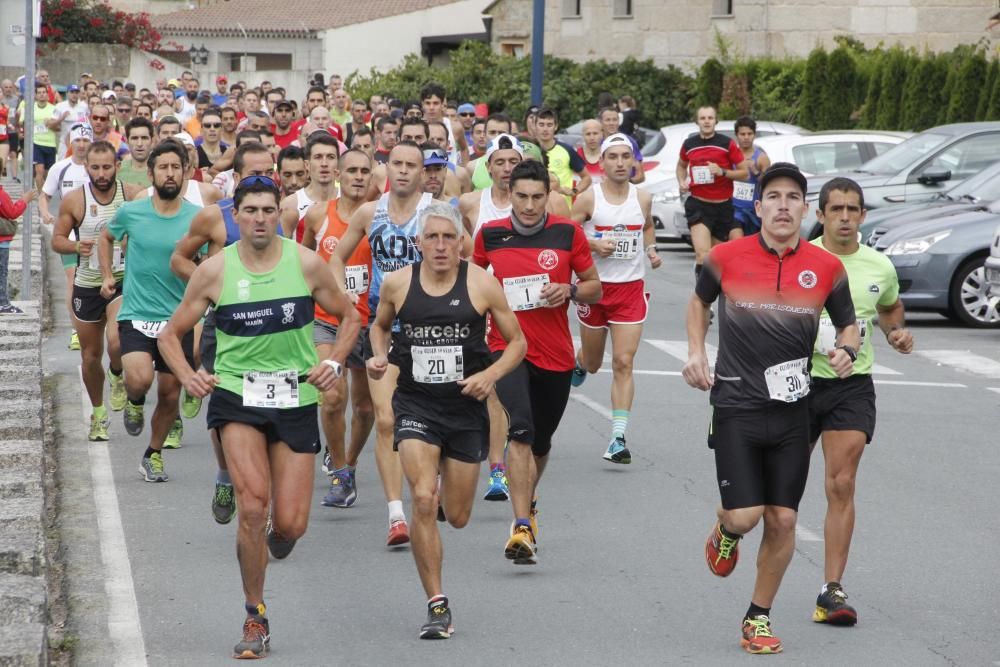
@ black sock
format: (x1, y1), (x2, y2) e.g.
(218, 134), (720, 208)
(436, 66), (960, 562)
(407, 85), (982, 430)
(719, 523), (742, 540)
(109, 366), (122, 376)
(143, 447), (158, 459)
(129, 394), (145, 406)
(746, 603), (770, 620)
(245, 602), (266, 618)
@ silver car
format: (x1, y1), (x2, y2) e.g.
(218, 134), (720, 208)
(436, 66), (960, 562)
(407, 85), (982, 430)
(984, 223), (1000, 297)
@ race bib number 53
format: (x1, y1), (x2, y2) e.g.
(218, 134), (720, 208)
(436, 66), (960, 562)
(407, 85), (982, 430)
(243, 369), (299, 408)
(503, 274), (550, 311)
(764, 357), (810, 402)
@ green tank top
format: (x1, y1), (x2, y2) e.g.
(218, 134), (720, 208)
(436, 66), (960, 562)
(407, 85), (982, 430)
(213, 237), (319, 406)
(471, 157), (493, 191)
(75, 181), (126, 288)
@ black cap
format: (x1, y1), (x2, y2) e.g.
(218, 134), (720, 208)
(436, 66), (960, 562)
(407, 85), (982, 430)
(275, 99), (293, 110)
(757, 162), (807, 197)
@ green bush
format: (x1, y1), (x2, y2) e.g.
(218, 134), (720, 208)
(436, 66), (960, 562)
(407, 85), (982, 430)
(694, 57), (726, 110)
(900, 54), (947, 131)
(799, 48), (828, 130)
(946, 50), (988, 123)
(875, 48), (910, 130)
(822, 46), (857, 129)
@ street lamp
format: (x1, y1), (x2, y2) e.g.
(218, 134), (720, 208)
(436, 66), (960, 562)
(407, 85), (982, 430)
(189, 44), (209, 66)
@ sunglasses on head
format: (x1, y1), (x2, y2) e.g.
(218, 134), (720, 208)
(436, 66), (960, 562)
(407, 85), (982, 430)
(423, 148), (448, 162)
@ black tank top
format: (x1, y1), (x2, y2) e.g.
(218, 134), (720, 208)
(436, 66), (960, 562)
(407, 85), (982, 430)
(390, 261), (491, 399)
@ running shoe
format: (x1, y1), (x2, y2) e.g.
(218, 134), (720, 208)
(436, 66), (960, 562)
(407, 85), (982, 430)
(570, 360), (587, 387)
(483, 468), (509, 501)
(741, 615), (783, 654)
(123, 401), (144, 436)
(212, 482), (236, 524)
(530, 501), (540, 544)
(419, 597), (453, 639)
(504, 525), (537, 565)
(603, 436), (632, 464)
(180, 389), (202, 419)
(387, 519), (410, 547)
(87, 413), (110, 442)
(139, 452), (168, 482)
(0, 303), (23, 314)
(705, 521), (740, 577)
(68, 331), (80, 350)
(813, 583), (858, 626)
(321, 449), (333, 475)
(233, 614), (270, 659)
(321, 468), (357, 508)
(108, 373), (126, 412)
(163, 418), (183, 449)
(265, 517), (296, 559)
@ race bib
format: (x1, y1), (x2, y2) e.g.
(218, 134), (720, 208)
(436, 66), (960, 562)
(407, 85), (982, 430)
(764, 357), (810, 402)
(34, 122), (47, 135)
(603, 230), (641, 260)
(817, 318), (868, 354)
(88, 245), (124, 272)
(133, 320), (166, 339)
(242, 369), (299, 408)
(691, 165), (714, 185)
(733, 181), (755, 202)
(344, 264), (370, 295)
(503, 274), (550, 311)
(411, 345), (464, 384)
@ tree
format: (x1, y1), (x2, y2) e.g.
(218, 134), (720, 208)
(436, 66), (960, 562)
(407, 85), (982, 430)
(822, 46), (857, 129)
(986, 59), (1000, 121)
(719, 71), (751, 119)
(875, 48), (909, 129)
(694, 57), (725, 111)
(977, 59), (998, 121)
(799, 48), (828, 129)
(859, 53), (884, 128)
(40, 0), (163, 52)
(900, 54), (947, 131)
(946, 50), (988, 123)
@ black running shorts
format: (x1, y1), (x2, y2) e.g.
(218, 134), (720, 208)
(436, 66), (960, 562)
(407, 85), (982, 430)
(685, 197), (736, 242)
(119, 320), (194, 373)
(708, 399), (811, 511)
(807, 374), (877, 444)
(207, 387), (321, 454)
(493, 354), (572, 458)
(392, 391), (488, 464)
(72, 283), (121, 323)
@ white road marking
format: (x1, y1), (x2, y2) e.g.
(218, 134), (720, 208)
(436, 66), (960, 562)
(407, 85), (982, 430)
(873, 380), (966, 388)
(917, 349), (1000, 379)
(645, 338), (717, 366)
(79, 366), (149, 666)
(871, 363), (902, 376)
(569, 392), (612, 420)
(597, 368), (683, 377)
(796, 526), (823, 543)
(988, 388), (1000, 395)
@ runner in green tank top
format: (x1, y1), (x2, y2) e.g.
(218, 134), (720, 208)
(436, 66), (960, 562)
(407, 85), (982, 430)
(157, 176), (360, 660)
(807, 178), (913, 628)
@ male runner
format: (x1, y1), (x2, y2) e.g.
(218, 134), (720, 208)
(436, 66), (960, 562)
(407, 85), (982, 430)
(368, 202), (526, 638)
(280, 135), (338, 243)
(331, 141), (433, 546)
(271, 100), (299, 150)
(598, 107), (645, 185)
(373, 116), (398, 165)
(157, 176), (359, 659)
(51, 141), (136, 439)
(682, 162), (860, 654)
(569, 134), (661, 463)
(118, 117), (155, 186)
(419, 83), (468, 165)
(350, 126), (375, 160)
(732, 116), (770, 235)
(420, 145), (454, 206)
(99, 141), (201, 482)
(171, 142), (276, 522)
(426, 121), (471, 197)
(807, 177), (913, 626)
(301, 148), (375, 507)
(676, 106), (749, 280)
(533, 108), (591, 202)
(20, 82), (58, 189)
(467, 113), (514, 191)
(472, 160), (602, 564)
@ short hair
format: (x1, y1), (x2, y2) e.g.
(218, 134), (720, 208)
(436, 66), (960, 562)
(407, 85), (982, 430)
(234, 142), (272, 175)
(427, 120), (449, 138)
(220, 106), (238, 117)
(618, 95), (636, 108)
(157, 115), (181, 130)
(276, 145), (305, 171)
(485, 112), (512, 130)
(419, 83), (446, 102)
(124, 117), (154, 140)
(351, 126), (373, 142)
(352, 99), (368, 109)
(86, 140), (116, 160)
(235, 129), (261, 146)
(818, 177), (865, 212)
(375, 116), (397, 132)
(536, 107), (558, 124)
(509, 159), (550, 192)
(307, 85), (326, 99)
(472, 118), (487, 131)
(417, 201), (463, 237)
(305, 132), (339, 159)
(399, 116), (429, 137)
(390, 140), (423, 159)
(734, 116), (757, 133)
(148, 140), (188, 171)
(598, 106), (618, 121)
(34, 81), (47, 92)
(195, 94), (212, 105)
(233, 176), (280, 209)
(135, 103), (153, 117)
(257, 128), (274, 140)
(249, 110), (269, 121)
(200, 106), (223, 121)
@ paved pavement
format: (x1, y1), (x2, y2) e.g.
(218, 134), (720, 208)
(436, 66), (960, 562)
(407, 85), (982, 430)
(49, 242), (1000, 666)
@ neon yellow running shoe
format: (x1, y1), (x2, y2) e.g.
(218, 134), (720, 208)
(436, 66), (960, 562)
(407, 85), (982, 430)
(109, 372), (127, 412)
(181, 388), (202, 419)
(87, 413), (110, 441)
(68, 331), (80, 351)
(163, 418), (183, 449)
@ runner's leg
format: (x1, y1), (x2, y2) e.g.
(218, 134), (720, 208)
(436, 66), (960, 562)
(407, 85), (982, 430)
(820, 430), (866, 583)
(75, 314), (107, 409)
(576, 324), (608, 374)
(346, 367), (374, 466)
(149, 372), (181, 452)
(398, 439), (444, 598)
(268, 441), (316, 542)
(751, 506), (798, 609)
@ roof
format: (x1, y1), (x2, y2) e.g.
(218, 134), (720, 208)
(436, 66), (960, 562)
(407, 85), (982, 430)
(153, 0), (469, 38)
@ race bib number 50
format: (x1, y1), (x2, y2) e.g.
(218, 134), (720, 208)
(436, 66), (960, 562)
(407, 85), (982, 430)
(764, 357), (810, 402)
(243, 369), (299, 408)
(503, 274), (550, 311)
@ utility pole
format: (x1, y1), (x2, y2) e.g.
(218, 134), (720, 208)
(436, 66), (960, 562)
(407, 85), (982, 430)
(21, 0), (36, 300)
(530, 0), (544, 105)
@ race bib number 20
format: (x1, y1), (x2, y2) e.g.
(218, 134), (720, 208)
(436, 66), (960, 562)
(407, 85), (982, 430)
(411, 345), (463, 384)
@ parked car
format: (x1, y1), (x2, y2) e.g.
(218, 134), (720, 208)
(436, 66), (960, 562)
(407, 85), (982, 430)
(754, 131), (909, 177)
(555, 122), (658, 151)
(870, 210), (1000, 327)
(982, 222), (1000, 297)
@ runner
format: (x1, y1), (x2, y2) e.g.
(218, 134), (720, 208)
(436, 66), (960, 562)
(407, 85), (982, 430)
(808, 177), (913, 627)
(170, 141), (276, 522)
(472, 159), (602, 564)
(468, 113), (514, 191)
(51, 140), (138, 439)
(419, 83), (468, 165)
(373, 116), (398, 165)
(533, 107), (591, 202)
(300, 148), (375, 507)
(350, 126), (375, 160)
(598, 107), (644, 185)
(682, 162), (860, 654)
(426, 121), (470, 197)
(569, 133), (661, 463)
(330, 140), (433, 546)
(280, 134), (339, 243)
(732, 116), (770, 235)
(52, 84), (88, 160)
(676, 106), (749, 281)
(156, 175), (360, 659)
(118, 118), (155, 187)
(98, 141), (201, 482)
(368, 202), (526, 638)
(19, 81), (58, 189)
(576, 119), (604, 183)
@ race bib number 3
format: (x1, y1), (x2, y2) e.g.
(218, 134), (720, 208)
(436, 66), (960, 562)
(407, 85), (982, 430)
(817, 318), (868, 354)
(133, 320), (166, 339)
(89, 245), (124, 272)
(345, 264), (370, 294)
(764, 357), (810, 402)
(503, 274), (550, 311)
(733, 181), (755, 201)
(411, 345), (463, 384)
(691, 165), (714, 185)
(603, 230), (640, 260)
(242, 369), (299, 408)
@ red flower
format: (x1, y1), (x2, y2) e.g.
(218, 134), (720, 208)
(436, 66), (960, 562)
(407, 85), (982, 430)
(89, 17), (103, 27)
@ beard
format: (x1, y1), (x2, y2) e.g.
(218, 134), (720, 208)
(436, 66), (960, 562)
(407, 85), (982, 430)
(153, 180), (181, 201)
(92, 177), (115, 193)
(186, 90), (197, 101)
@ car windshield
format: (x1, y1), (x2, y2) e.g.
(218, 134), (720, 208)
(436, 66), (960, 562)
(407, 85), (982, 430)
(858, 132), (950, 175)
(945, 161), (1000, 202)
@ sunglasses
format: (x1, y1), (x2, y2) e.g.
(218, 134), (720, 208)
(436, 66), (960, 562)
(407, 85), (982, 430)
(117, 108), (131, 113)
(423, 148), (448, 162)
(238, 175), (278, 189)
(202, 122), (221, 128)
(459, 112), (476, 117)
(90, 115), (109, 121)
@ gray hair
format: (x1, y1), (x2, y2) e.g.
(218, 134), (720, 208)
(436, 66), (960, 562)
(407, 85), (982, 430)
(417, 202), (463, 237)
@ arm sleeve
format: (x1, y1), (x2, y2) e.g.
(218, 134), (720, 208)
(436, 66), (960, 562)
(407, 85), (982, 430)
(824, 266), (856, 328)
(471, 227), (489, 268)
(570, 224), (595, 274)
(0, 187), (26, 220)
(877, 261), (901, 306)
(694, 252), (723, 304)
(729, 140), (744, 168)
(42, 165), (61, 197)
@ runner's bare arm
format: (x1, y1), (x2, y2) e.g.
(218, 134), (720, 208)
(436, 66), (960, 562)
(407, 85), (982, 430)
(877, 299), (913, 353)
(676, 157), (690, 194)
(330, 201), (373, 290)
(638, 189), (661, 269)
(301, 248), (361, 391)
(199, 181), (223, 206)
(682, 292), (713, 390)
(829, 323), (861, 378)
(574, 168), (592, 195)
(457, 268), (526, 400)
(299, 202), (325, 250)
(171, 206), (220, 281)
(279, 197), (299, 239)
(365, 270), (405, 381)
(570, 187), (594, 225)
(458, 191), (478, 238)
(51, 189), (83, 255)
(546, 192), (571, 217)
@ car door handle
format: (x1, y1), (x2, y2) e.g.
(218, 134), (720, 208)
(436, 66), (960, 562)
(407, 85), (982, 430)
(883, 195), (906, 203)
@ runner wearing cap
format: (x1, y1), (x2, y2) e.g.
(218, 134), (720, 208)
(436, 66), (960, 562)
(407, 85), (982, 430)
(425, 122), (471, 199)
(457, 102), (477, 148)
(212, 76), (228, 106)
(421, 144), (456, 208)
(271, 100), (298, 150)
(570, 133), (660, 464)
(682, 162), (860, 654)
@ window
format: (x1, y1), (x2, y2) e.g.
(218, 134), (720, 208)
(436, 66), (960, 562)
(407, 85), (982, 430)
(913, 132), (1000, 182)
(227, 53), (291, 72)
(613, 0), (632, 18)
(712, 0), (733, 16)
(562, 0), (581, 18)
(500, 42), (525, 57)
(792, 142), (864, 176)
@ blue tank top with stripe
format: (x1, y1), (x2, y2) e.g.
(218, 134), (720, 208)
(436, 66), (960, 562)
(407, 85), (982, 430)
(367, 192), (432, 320)
(219, 198), (240, 246)
(733, 147), (764, 212)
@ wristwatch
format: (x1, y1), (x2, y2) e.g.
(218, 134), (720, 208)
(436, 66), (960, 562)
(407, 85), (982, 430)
(322, 359), (343, 378)
(835, 345), (858, 362)
(569, 283), (579, 302)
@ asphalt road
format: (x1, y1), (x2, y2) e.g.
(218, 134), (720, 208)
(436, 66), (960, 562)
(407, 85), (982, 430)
(48, 242), (1000, 666)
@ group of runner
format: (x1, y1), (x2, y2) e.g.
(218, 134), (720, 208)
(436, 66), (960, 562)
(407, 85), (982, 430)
(13, 67), (914, 656)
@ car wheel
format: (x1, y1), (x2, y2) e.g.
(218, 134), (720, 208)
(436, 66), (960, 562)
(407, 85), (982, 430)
(949, 256), (1000, 328)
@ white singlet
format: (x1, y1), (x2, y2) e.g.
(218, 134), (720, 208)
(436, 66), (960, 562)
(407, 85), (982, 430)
(585, 183), (645, 283)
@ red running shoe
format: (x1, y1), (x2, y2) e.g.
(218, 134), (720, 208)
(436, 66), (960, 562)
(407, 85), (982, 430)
(705, 521), (740, 577)
(741, 615), (783, 654)
(387, 519), (410, 547)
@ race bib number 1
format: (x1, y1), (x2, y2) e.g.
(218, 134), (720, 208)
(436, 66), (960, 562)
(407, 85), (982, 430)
(764, 357), (810, 402)
(133, 320), (166, 339)
(603, 230), (640, 260)
(733, 181), (755, 202)
(242, 369), (299, 408)
(411, 345), (463, 384)
(344, 264), (370, 294)
(691, 165), (714, 185)
(503, 274), (550, 311)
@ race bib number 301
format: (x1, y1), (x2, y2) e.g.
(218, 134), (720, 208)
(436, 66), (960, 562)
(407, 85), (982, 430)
(411, 345), (463, 384)
(764, 357), (810, 402)
(242, 369), (299, 408)
(503, 274), (550, 311)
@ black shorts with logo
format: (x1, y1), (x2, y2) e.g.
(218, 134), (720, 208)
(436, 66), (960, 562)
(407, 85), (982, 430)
(392, 390), (489, 464)
(118, 320), (194, 373)
(72, 283), (121, 323)
(207, 387), (321, 454)
(493, 354), (573, 458)
(808, 374), (877, 444)
(708, 399), (811, 511)
(685, 197), (736, 242)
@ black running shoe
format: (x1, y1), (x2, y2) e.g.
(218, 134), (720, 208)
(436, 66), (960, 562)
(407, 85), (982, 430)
(419, 598), (453, 639)
(233, 614), (270, 659)
(265, 517), (296, 560)
(813, 583), (858, 626)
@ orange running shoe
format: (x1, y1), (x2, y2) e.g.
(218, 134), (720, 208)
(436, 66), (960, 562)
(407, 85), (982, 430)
(741, 615), (783, 654)
(705, 521), (741, 577)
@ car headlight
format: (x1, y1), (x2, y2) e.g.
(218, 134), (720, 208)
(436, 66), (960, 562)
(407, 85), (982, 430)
(652, 190), (681, 204)
(884, 230), (951, 256)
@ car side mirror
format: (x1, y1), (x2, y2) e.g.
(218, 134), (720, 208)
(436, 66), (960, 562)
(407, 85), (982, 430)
(917, 169), (952, 185)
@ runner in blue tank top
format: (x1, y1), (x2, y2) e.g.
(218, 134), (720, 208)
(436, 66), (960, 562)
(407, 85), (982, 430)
(732, 116), (771, 235)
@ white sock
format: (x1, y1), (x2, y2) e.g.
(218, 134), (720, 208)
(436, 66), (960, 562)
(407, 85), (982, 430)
(388, 500), (405, 522)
